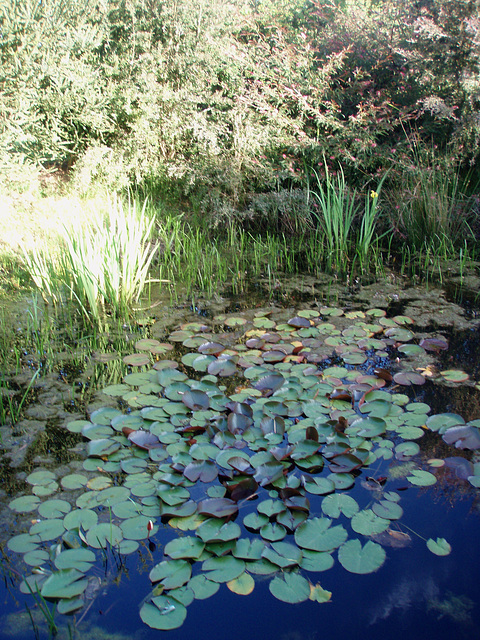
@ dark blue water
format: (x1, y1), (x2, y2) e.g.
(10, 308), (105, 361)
(2, 479), (476, 640)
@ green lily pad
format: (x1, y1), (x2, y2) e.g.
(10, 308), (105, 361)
(9, 495), (41, 513)
(38, 499), (72, 519)
(23, 548), (50, 566)
(426, 413), (464, 434)
(300, 550), (334, 572)
(188, 575), (220, 600)
(227, 572), (255, 595)
(407, 469), (437, 486)
(196, 519), (241, 543)
(41, 569), (89, 599)
(440, 369), (469, 383)
(150, 559), (191, 589)
(30, 518), (65, 541)
(86, 523), (123, 548)
(8, 533), (41, 554)
(64, 508), (98, 531)
(372, 500), (403, 520)
(202, 556), (245, 583)
(321, 494), (359, 518)
(87, 438), (121, 458)
(164, 537), (205, 560)
(351, 509), (390, 535)
(304, 477), (335, 495)
(269, 572), (310, 603)
(260, 523), (287, 542)
(140, 596), (187, 630)
(54, 548), (96, 572)
(61, 474), (88, 490)
(26, 470), (56, 486)
(57, 595), (85, 615)
(295, 517), (347, 552)
(338, 539), (386, 574)
(426, 537), (452, 556)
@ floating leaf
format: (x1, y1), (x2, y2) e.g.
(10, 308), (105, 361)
(198, 498), (238, 518)
(442, 425), (480, 450)
(227, 572), (255, 595)
(30, 519), (65, 541)
(393, 371), (425, 386)
(202, 556), (245, 583)
(140, 596), (187, 630)
(164, 537), (205, 560)
(38, 500), (71, 519)
(309, 583), (332, 602)
(321, 494), (359, 519)
(426, 537), (451, 556)
(150, 560), (191, 589)
(440, 369), (469, 383)
(372, 500), (403, 520)
(54, 548), (96, 572)
(8, 533), (40, 553)
(338, 539), (386, 574)
(351, 509), (390, 535)
(426, 413), (464, 434)
(269, 573), (310, 603)
(9, 495), (41, 513)
(184, 460), (218, 483)
(87, 438), (121, 458)
(188, 575), (220, 600)
(407, 469), (437, 486)
(196, 519), (241, 543)
(86, 523), (123, 548)
(295, 518), (347, 552)
(41, 569), (89, 599)
(123, 353), (150, 366)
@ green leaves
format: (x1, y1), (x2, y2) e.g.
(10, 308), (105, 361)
(6, 304), (467, 633)
(338, 540), (386, 574)
(269, 573), (311, 603)
(426, 538), (452, 556)
(295, 518), (348, 552)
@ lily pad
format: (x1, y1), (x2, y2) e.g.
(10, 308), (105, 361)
(407, 469), (437, 486)
(140, 596), (187, 630)
(338, 539), (386, 574)
(202, 556), (245, 583)
(295, 517), (347, 552)
(269, 572), (310, 603)
(41, 569), (89, 599)
(426, 537), (452, 556)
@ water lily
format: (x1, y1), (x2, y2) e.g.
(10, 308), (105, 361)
(147, 520), (154, 538)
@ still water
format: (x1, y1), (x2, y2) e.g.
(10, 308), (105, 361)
(1, 279), (480, 640)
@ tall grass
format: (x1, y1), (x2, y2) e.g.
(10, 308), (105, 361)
(308, 162), (358, 273)
(22, 197), (159, 321)
(394, 144), (476, 252)
(356, 173), (388, 272)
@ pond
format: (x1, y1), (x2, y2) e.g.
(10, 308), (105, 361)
(1, 274), (480, 640)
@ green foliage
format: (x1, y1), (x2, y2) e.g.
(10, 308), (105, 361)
(22, 197), (158, 321)
(309, 163), (358, 273)
(1, 0), (479, 239)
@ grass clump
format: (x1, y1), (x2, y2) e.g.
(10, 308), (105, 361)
(22, 196), (159, 322)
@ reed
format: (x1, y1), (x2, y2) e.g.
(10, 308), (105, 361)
(309, 162), (358, 273)
(356, 174), (388, 271)
(22, 196), (159, 322)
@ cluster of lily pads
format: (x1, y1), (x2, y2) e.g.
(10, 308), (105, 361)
(7, 307), (480, 631)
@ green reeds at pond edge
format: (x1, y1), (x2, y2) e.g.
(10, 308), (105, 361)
(22, 197), (159, 322)
(306, 161), (388, 275)
(308, 162), (357, 273)
(0, 369), (40, 427)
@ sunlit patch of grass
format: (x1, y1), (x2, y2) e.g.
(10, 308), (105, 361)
(21, 196), (159, 322)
